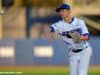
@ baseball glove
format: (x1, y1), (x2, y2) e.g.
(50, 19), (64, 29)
(67, 31), (82, 43)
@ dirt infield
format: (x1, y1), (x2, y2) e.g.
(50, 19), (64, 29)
(0, 65), (99, 72)
(0, 65), (99, 75)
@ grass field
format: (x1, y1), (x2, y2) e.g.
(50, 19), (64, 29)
(0, 65), (100, 75)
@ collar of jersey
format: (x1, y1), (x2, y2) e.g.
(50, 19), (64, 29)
(69, 17), (74, 24)
(63, 17), (74, 24)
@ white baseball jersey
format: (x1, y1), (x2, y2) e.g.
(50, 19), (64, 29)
(50, 17), (89, 50)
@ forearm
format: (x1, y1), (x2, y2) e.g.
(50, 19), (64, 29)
(81, 35), (88, 41)
(44, 25), (53, 42)
(81, 33), (89, 41)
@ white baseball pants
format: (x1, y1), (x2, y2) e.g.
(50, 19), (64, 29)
(69, 46), (92, 75)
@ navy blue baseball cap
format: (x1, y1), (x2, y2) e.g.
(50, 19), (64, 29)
(56, 4), (71, 12)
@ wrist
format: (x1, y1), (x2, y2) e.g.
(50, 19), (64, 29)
(81, 36), (88, 41)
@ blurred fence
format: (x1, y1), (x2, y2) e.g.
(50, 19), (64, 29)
(2, 8), (26, 39)
(0, 36), (100, 65)
(73, 0), (100, 7)
(2, 6), (100, 39)
(1, 0), (100, 66)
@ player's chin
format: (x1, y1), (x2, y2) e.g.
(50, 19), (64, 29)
(61, 16), (67, 19)
(61, 16), (68, 19)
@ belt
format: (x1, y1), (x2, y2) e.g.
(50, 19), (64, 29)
(72, 46), (88, 53)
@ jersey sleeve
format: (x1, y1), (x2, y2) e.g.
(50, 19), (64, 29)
(79, 20), (90, 40)
(49, 23), (59, 33)
(80, 20), (89, 35)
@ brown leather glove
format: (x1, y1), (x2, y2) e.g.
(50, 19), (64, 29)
(67, 31), (81, 43)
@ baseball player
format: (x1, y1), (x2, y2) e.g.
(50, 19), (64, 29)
(44, 4), (92, 75)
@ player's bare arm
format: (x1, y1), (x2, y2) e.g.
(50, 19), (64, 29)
(81, 35), (88, 41)
(44, 25), (54, 42)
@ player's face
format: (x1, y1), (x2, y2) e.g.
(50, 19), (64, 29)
(58, 9), (71, 19)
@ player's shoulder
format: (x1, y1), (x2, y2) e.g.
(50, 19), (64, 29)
(51, 20), (63, 26)
(55, 20), (63, 24)
(74, 17), (85, 23)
